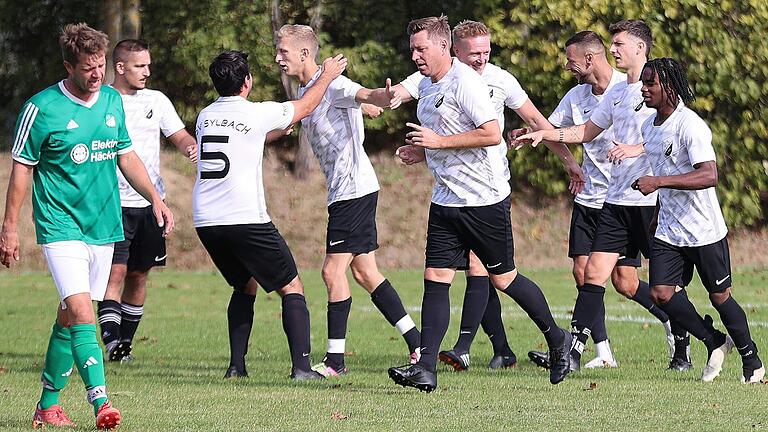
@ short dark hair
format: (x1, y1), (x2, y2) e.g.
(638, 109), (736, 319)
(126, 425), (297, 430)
(609, 20), (652, 56)
(408, 15), (452, 48)
(643, 58), (695, 105)
(209, 51), (250, 97)
(565, 31), (605, 53)
(113, 39), (149, 63)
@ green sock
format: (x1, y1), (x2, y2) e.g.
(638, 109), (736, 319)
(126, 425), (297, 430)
(69, 324), (108, 414)
(39, 322), (74, 409)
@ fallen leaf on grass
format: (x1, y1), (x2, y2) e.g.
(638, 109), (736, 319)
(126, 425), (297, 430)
(0, 367), (8, 374)
(331, 411), (349, 420)
(583, 382), (598, 391)
(642, 323), (650, 330)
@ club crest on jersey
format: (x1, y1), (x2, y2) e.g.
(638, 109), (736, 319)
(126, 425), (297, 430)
(70, 143), (89, 164)
(146, 109), (153, 119)
(434, 94), (444, 108)
(664, 140), (673, 156)
(105, 114), (116, 128)
(489, 89), (494, 98)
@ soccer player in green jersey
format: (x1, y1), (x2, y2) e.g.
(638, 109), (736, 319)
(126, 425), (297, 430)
(0, 23), (174, 430)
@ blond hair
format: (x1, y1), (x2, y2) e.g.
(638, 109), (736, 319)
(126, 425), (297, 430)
(407, 15), (451, 48)
(59, 23), (108, 65)
(452, 20), (489, 41)
(276, 24), (319, 58)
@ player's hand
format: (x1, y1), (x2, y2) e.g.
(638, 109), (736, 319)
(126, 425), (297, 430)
(152, 201), (175, 237)
(607, 140), (644, 164)
(385, 78), (403, 110)
(320, 54), (347, 80)
(511, 130), (545, 149)
(566, 160), (585, 195)
(506, 127), (529, 149)
(395, 145), (426, 165)
(632, 176), (659, 195)
(361, 103), (383, 118)
(186, 144), (198, 163)
(0, 228), (20, 268)
(405, 122), (443, 149)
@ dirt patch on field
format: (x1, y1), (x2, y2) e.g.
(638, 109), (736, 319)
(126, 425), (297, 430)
(1, 151), (766, 271)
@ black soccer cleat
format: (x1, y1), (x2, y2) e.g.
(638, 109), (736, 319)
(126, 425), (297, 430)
(488, 353), (517, 369)
(108, 341), (132, 362)
(387, 364), (437, 392)
(438, 349), (470, 371)
(549, 329), (574, 385)
(668, 357), (693, 372)
(528, 350), (550, 369)
(224, 365), (248, 379)
(290, 368), (325, 381)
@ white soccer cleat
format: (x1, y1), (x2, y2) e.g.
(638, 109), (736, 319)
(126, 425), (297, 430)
(584, 356), (618, 369)
(701, 335), (734, 382)
(742, 365), (765, 384)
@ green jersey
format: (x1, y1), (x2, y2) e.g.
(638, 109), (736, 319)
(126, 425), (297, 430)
(11, 81), (133, 245)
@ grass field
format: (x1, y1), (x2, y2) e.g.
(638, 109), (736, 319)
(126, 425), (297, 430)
(1, 268), (767, 431)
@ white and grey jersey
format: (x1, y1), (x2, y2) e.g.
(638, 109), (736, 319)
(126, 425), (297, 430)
(548, 69), (626, 209)
(400, 62), (527, 183)
(193, 96), (294, 227)
(117, 88), (185, 207)
(298, 71), (379, 205)
(642, 103), (727, 247)
(415, 59), (504, 207)
(591, 80), (657, 206)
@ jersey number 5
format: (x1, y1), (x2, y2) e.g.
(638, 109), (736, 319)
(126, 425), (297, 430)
(200, 135), (230, 179)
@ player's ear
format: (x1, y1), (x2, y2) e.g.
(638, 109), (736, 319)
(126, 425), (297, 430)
(300, 48), (309, 62)
(115, 61), (125, 75)
(63, 60), (74, 75)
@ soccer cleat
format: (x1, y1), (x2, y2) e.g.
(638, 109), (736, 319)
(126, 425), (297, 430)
(528, 350), (551, 369)
(311, 361), (348, 377)
(488, 353), (517, 369)
(108, 341), (132, 362)
(663, 320), (675, 359)
(387, 364), (437, 392)
(224, 365), (248, 378)
(701, 334), (734, 382)
(438, 349), (470, 372)
(549, 329), (574, 384)
(95, 400), (121, 430)
(290, 368), (325, 381)
(668, 357), (693, 372)
(410, 348), (421, 365)
(584, 356), (618, 369)
(742, 363), (765, 384)
(32, 404), (76, 429)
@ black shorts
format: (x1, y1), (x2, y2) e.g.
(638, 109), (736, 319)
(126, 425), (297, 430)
(590, 203), (655, 263)
(650, 236), (732, 293)
(569, 202), (641, 267)
(326, 192), (379, 254)
(425, 196), (514, 275)
(113, 206), (167, 271)
(196, 222), (299, 293)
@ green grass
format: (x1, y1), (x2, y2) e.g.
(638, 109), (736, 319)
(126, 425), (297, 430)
(1, 269), (767, 431)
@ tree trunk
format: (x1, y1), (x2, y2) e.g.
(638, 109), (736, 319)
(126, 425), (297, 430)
(121, 0), (141, 39)
(101, 0), (122, 85)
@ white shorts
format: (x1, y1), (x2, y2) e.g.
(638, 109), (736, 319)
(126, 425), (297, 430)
(42, 241), (115, 303)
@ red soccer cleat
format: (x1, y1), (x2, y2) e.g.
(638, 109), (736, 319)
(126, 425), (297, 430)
(32, 404), (76, 429)
(95, 400), (121, 430)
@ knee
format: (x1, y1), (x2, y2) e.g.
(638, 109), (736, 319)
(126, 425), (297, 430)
(321, 265), (342, 286)
(278, 276), (304, 296)
(350, 263), (381, 289)
(572, 266), (585, 287)
(709, 289), (731, 307)
(650, 285), (673, 305)
(612, 277), (635, 299)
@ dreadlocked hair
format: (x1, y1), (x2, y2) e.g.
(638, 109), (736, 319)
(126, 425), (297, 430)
(644, 58), (695, 105)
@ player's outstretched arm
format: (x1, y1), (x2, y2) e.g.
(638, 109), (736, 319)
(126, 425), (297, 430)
(406, 119), (501, 150)
(290, 54), (347, 123)
(0, 161), (33, 267)
(356, 78), (413, 109)
(117, 151), (175, 237)
(512, 120), (603, 149)
(361, 103), (384, 118)
(633, 161), (717, 196)
(607, 140), (645, 164)
(168, 129), (198, 163)
(266, 124), (295, 143)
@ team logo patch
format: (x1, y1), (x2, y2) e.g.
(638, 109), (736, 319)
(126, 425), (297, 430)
(434, 94), (444, 108)
(105, 114), (116, 127)
(66, 119), (79, 130)
(70, 143), (89, 164)
(664, 140), (673, 156)
(489, 89), (494, 98)
(146, 109), (153, 119)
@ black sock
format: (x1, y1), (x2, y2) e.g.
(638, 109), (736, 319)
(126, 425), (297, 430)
(714, 296), (758, 362)
(227, 291), (255, 371)
(590, 284), (609, 343)
(657, 291), (722, 351)
(325, 297), (352, 369)
(281, 293), (312, 371)
(481, 283), (514, 356)
(417, 280), (451, 372)
(671, 289), (690, 361)
(569, 283), (605, 362)
(370, 279), (420, 353)
(453, 276), (490, 354)
(119, 301), (144, 343)
(502, 274), (562, 347)
(97, 300), (121, 345)
(631, 280), (669, 323)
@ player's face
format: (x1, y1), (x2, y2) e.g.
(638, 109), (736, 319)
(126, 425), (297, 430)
(275, 38), (303, 77)
(640, 66), (668, 109)
(410, 31), (445, 77)
(64, 52), (106, 94)
(454, 35), (490, 74)
(119, 50), (151, 90)
(610, 32), (646, 70)
(564, 44), (589, 84)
